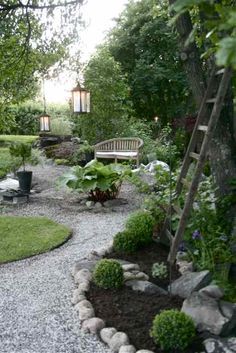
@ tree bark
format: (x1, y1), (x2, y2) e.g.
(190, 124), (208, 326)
(169, 1), (236, 230)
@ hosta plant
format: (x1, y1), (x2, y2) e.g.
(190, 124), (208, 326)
(58, 160), (131, 202)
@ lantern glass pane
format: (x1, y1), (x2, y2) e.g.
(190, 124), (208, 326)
(73, 91), (81, 112)
(87, 92), (91, 113)
(40, 116), (50, 132)
(81, 91), (86, 112)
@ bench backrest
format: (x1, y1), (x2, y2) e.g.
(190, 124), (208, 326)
(94, 138), (143, 152)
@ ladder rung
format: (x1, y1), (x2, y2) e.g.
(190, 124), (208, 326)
(215, 68), (225, 76)
(181, 178), (191, 189)
(198, 125), (208, 132)
(172, 204), (183, 216)
(166, 229), (174, 242)
(206, 98), (217, 103)
(189, 152), (200, 160)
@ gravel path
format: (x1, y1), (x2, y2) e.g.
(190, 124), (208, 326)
(0, 164), (143, 353)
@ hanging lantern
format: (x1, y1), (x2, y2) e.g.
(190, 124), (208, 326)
(39, 113), (51, 132)
(71, 83), (90, 113)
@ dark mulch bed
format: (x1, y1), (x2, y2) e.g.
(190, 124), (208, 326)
(106, 242), (180, 289)
(87, 242), (204, 353)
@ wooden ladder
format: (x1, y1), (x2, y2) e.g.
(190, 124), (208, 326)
(162, 66), (232, 264)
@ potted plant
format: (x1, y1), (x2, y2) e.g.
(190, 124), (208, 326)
(9, 142), (33, 193)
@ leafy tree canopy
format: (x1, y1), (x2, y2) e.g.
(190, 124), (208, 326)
(74, 46), (133, 144)
(107, 0), (193, 124)
(171, 0), (236, 69)
(0, 0), (83, 130)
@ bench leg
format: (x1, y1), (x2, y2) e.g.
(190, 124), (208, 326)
(115, 157), (117, 163)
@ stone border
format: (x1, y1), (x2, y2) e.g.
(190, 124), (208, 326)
(71, 242), (155, 353)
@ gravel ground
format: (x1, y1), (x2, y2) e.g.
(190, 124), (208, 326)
(0, 164), (144, 353)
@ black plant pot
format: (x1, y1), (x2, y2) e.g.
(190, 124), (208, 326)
(85, 152), (94, 163)
(17, 171), (32, 194)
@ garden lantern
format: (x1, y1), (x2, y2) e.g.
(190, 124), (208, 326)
(39, 113), (51, 132)
(71, 83), (90, 113)
(38, 78), (51, 133)
(154, 116), (159, 123)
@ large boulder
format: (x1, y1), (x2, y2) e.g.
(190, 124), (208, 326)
(182, 292), (236, 336)
(199, 284), (224, 299)
(169, 270), (212, 298)
(204, 337), (236, 353)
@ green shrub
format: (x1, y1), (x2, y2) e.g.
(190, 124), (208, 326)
(150, 309), (196, 351)
(93, 259), (124, 289)
(125, 210), (155, 245)
(50, 118), (72, 136)
(113, 230), (139, 253)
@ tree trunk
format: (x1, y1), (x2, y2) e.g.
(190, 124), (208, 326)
(169, 0), (236, 231)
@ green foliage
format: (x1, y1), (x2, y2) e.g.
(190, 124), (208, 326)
(59, 160), (131, 202)
(50, 118), (72, 136)
(9, 142), (32, 171)
(0, 215), (71, 263)
(108, 0), (192, 123)
(0, 148), (21, 179)
(183, 176), (235, 273)
(2, 102), (41, 135)
(72, 142), (94, 163)
(121, 118), (155, 164)
(150, 309), (196, 351)
(143, 194), (166, 225)
(0, 135), (38, 145)
(152, 262), (168, 279)
(125, 210), (155, 246)
(113, 231), (139, 254)
(55, 159), (70, 166)
(154, 125), (180, 168)
(171, 1), (236, 69)
(0, 1), (83, 132)
(74, 47), (133, 144)
(93, 259), (124, 289)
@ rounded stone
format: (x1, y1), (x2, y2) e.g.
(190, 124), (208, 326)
(77, 299), (93, 310)
(135, 272), (149, 280)
(71, 289), (86, 305)
(199, 284), (224, 299)
(136, 350), (155, 353)
(124, 272), (136, 281)
(100, 327), (117, 344)
(119, 344), (136, 353)
(109, 332), (129, 352)
(81, 317), (105, 334)
(78, 306), (95, 321)
(122, 264), (140, 271)
(74, 268), (92, 284)
(78, 281), (90, 292)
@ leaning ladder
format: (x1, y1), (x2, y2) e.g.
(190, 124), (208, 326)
(163, 66), (232, 265)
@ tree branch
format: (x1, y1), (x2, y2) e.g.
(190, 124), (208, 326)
(0, 0), (83, 12)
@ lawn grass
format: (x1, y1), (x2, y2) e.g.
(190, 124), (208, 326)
(0, 216), (72, 263)
(0, 135), (38, 145)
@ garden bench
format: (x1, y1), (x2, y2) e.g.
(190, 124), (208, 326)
(94, 137), (143, 166)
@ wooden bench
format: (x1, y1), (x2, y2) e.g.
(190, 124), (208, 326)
(94, 138), (143, 166)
